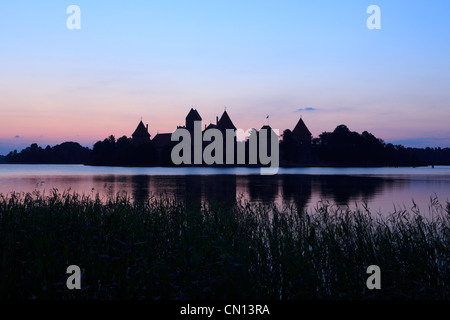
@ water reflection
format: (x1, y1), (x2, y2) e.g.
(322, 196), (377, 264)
(1, 165), (449, 215)
(281, 175), (313, 211)
(316, 175), (394, 205)
(241, 176), (280, 205)
(87, 174), (394, 210)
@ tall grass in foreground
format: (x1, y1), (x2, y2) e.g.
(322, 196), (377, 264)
(0, 190), (449, 300)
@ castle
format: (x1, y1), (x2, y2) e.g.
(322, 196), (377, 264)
(131, 108), (313, 165)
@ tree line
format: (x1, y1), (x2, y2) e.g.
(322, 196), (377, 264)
(5, 142), (91, 164)
(4, 125), (450, 167)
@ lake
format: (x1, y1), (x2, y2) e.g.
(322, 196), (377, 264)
(1, 164), (450, 216)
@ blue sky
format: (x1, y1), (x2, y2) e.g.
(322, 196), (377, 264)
(1, 0), (450, 155)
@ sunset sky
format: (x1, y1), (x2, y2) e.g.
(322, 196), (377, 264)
(1, 0), (450, 155)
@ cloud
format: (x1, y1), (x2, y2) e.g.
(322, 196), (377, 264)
(296, 107), (316, 112)
(14, 135), (20, 139)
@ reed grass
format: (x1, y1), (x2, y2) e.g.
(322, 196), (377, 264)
(0, 190), (448, 300)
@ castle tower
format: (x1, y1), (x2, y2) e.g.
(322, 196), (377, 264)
(216, 110), (236, 132)
(132, 120), (151, 145)
(185, 108), (202, 133)
(292, 117), (312, 145)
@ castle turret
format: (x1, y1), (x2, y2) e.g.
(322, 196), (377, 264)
(216, 110), (236, 132)
(292, 117), (312, 145)
(132, 120), (151, 145)
(186, 108), (202, 133)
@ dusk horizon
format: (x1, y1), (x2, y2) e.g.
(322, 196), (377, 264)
(1, 110), (449, 157)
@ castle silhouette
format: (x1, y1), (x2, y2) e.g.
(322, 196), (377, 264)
(131, 108), (313, 166)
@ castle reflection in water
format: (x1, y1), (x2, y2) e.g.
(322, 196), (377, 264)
(3, 165), (450, 216)
(91, 174), (394, 212)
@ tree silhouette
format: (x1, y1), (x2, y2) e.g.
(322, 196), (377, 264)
(91, 135), (157, 166)
(315, 125), (420, 166)
(6, 142), (91, 164)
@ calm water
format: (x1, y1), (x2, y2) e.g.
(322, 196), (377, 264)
(1, 164), (450, 215)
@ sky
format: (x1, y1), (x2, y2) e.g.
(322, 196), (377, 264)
(1, 0), (450, 155)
